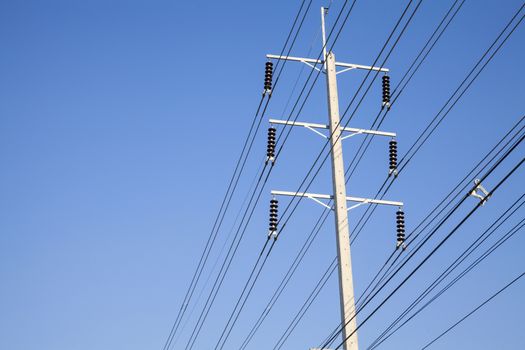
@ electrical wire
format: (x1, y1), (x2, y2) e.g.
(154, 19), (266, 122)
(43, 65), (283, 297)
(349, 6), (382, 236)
(370, 218), (525, 349)
(330, 154), (525, 350)
(161, 2), (314, 349)
(420, 270), (525, 349)
(367, 194), (525, 349)
(235, 2), (471, 347)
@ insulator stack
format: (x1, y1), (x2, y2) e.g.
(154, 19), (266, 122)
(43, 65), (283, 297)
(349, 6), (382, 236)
(266, 127), (276, 165)
(396, 209), (405, 248)
(389, 139), (398, 176)
(268, 198), (278, 239)
(264, 61), (273, 95)
(382, 75), (391, 109)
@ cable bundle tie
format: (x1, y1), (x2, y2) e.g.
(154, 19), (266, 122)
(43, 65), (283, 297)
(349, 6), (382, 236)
(469, 179), (491, 206)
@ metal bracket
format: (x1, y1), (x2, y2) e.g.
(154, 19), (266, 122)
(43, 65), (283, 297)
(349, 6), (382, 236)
(269, 119), (396, 141)
(266, 54), (389, 73)
(469, 179), (491, 206)
(270, 190), (403, 210)
(268, 229), (277, 239)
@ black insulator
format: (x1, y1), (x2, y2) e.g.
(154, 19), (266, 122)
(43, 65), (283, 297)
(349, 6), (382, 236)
(382, 75), (391, 108)
(389, 139), (398, 176)
(269, 199), (279, 238)
(264, 62), (274, 94)
(266, 127), (276, 164)
(396, 209), (405, 247)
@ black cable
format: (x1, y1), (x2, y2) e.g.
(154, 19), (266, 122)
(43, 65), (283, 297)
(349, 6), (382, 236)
(200, 0), (522, 347)
(330, 6), (525, 326)
(398, 2), (525, 171)
(331, 155), (525, 350)
(355, 118), (525, 312)
(320, 127), (525, 348)
(352, 1), (525, 247)
(271, 116), (523, 350)
(237, 208), (332, 350)
(272, 259), (338, 350)
(370, 217), (525, 349)
(368, 125), (525, 307)
(161, 2), (314, 348)
(367, 194), (525, 349)
(198, 2), (364, 348)
(420, 271), (525, 349)
(230, 3), (421, 349)
(275, 0), (420, 245)
(238, 2), (474, 345)
(344, 0), (466, 212)
(183, 167), (273, 350)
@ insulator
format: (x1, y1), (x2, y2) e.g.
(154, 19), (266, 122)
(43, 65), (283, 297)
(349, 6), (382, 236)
(389, 139), (398, 176)
(396, 209), (405, 248)
(264, 62), (274, 94)
(382, 75), (391, 109)
(266, 127), (276, 165)
(268, 198), (279, 239)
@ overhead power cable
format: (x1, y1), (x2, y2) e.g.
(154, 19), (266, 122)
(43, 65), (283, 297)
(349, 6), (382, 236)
(273, 6), (525, 345)
(420, 271), (525, 349)
(161, 2), (315, 349)
(300, 117), (524, 350)
(182, 1), (368, 349)
(330, 154), (525, 350)
(367, 194), (525, 349)
(237, 1), (477, 346)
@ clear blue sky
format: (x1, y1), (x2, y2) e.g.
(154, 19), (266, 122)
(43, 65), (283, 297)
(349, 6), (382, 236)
(1, 1), (524, 349)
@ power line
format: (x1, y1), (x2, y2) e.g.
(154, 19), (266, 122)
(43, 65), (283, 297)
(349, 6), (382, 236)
(369, 218), (525, 349)
(330, 154), (525, 349)
(367, 193), (525, 349)
(160, 2), (315, 348)
(355, 117), (525, 317)
(235, 2), (487, 346)
(315, 123), (524, 349)
(420, 270), (525, 349)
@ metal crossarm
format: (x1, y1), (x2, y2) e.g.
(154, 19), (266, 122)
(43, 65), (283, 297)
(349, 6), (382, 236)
(269, 118), (396, 138)
(265, 54), (390, 73)
(270, 190), (403, 208)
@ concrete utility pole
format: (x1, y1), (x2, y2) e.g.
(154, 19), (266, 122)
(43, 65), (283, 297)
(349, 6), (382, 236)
(267, 7), (403, 350)
(325, 48), (359, 350)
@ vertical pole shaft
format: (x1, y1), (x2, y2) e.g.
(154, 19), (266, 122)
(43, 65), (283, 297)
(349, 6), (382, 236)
(325, 51), (359, 350)
(321, 7), (328, 69)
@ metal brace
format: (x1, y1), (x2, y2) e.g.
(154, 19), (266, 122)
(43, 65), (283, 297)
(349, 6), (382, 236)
(469, 179), (491, 206)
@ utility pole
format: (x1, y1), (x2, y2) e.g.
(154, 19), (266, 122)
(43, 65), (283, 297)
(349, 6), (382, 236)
(266, 7), (404, 350)
(325, 48), (359, 350)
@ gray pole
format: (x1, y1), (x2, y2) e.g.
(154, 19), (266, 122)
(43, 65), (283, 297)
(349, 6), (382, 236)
(325, 50), (359, 350)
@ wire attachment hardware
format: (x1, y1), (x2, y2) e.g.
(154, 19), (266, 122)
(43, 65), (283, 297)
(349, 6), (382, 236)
(469, 179), (491, 206)
(266, 127), (276, 165)
(388, 139), (398, 177)
(268, 198), (278, 239)
(382, 75), (391, 109)
(264, 61), (273, 96)
(396, 209), (406, 249)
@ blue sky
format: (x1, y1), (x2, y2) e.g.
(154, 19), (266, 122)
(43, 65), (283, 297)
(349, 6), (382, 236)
(1, 1), (524, 349)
